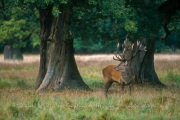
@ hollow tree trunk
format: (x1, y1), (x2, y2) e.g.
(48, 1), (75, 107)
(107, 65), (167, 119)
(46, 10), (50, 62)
(35, 6), (53, 88)
(36, 6), (90, 92)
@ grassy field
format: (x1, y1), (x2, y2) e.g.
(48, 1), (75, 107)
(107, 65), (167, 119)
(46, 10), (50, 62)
(0, 54), (180, 120)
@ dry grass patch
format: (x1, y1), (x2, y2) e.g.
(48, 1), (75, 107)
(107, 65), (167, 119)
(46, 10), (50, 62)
(0, 54), (39, 64)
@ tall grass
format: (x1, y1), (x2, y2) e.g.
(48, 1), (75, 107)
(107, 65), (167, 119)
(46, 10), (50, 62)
(0, 54), (180, 120)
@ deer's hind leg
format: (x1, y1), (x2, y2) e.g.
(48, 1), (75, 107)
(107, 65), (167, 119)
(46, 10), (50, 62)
(128, 83), (131, 95)
(121, 82), (125, 94)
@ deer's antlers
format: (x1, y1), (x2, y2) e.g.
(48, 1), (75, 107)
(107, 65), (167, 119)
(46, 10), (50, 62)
(113, 38), (147, 70)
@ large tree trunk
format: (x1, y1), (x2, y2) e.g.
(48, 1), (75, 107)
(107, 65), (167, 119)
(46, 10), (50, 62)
(35, 6), (53, 88)
(36, 6), (90, 92)
(140, 40), (165, 86)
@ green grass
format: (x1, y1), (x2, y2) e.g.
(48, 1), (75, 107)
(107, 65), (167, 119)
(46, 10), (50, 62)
(0, 79), (29, 89)
(160, 71), (180, 85)
(0, 55), (180, 120)
(0, 90), (179, 120)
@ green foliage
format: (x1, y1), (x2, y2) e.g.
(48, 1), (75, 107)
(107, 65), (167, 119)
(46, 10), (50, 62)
(52, 5), (60, 16)
(74, 37), (114, 53)
(155, 40), (167, 52)
(70, 0), (132, 42)
(0, 18), (30, 48)
(0, 1), (40, 49)
(125, 20), (138, 33)
(128, 3), (162, 39)
(167, 10), (180, 32)
(1, 0), (180, 52)
(31, 34), (40, 47)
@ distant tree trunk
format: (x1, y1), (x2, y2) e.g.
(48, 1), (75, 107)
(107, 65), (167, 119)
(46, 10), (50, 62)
(4, 45), (12, 60)
(36, 6), (90, 92)
(171, 45), (176, 52)
(4, 45), (23, 60)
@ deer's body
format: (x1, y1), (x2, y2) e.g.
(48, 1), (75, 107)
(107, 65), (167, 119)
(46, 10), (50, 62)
(102, 64), (134, 97)
(102, 38), (146, 97)
(102, 65), (122, 83)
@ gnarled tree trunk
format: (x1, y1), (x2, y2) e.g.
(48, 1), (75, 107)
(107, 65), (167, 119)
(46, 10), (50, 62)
(35, 6), (90, 92)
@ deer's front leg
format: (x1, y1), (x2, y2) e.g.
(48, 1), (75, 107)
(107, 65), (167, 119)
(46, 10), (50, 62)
(104, 80), (113, 97)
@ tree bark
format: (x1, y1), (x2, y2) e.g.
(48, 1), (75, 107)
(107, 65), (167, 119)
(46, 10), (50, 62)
(35, 6), (53, 88)
(130, 46), (146, 84)
(36, 6), (90, 92)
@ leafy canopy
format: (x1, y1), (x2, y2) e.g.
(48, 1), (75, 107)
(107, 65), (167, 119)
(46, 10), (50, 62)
(1, 0), (178, 51)
(0, 0), (39, 48)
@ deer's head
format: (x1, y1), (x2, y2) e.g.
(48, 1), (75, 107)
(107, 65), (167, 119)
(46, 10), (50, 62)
(113, 37), (146, 70)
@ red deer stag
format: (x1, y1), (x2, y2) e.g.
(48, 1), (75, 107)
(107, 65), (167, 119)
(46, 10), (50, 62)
(102, 58), (134, 97)
(102, 39), (146, 97)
